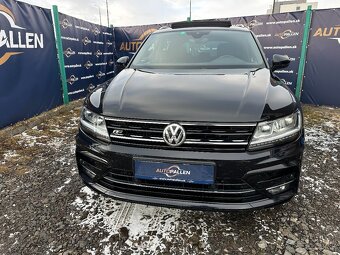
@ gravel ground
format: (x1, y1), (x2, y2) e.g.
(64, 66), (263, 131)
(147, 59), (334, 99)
(0, 101), (339, 255)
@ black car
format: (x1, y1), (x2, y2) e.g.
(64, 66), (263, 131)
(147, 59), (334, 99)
(76, 21), (304, 210)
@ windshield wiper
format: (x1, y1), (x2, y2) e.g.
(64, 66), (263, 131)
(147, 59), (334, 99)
(250, 67), (264, 74)
(136, 68), (155, 74)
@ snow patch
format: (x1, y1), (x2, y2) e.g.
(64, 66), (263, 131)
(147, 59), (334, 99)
(305, 127), (339, 152)
(19, 132), (48, 147)
(301, 173), (337, 194)
(54, 185), (65, 193)
(72, 187), (184, 254)
(3, 150), (19, 161)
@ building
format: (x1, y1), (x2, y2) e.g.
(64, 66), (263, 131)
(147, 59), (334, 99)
(267, 0), (318, 14)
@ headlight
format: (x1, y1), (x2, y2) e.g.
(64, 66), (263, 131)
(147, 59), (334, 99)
(249, 110), (302, 150)
(80, 107), (110, 142)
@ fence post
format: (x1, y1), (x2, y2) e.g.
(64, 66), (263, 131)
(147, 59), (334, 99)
(52, 5), (69, 104)
(295, 5), (313, 100)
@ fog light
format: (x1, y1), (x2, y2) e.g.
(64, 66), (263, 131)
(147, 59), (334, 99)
(267, 184), (287, 195)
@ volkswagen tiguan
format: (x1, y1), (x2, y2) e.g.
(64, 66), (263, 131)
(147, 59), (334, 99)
(76, 21), (304, 210)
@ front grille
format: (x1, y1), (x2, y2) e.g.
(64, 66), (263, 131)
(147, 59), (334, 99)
(105, 117), (256, 151)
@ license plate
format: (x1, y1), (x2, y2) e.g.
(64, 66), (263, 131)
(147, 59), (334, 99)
(134, 159), (214, 184)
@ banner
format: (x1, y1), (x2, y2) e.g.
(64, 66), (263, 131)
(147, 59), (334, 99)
(114, 23), (170, 59)
(0, 0), (62, 128)
(59, 13), (115, 101)
(1, 3), (339, 130)
(301, 9), (340, 106)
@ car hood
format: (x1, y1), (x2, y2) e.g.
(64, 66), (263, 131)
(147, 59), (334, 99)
(99, 68), (296, 122)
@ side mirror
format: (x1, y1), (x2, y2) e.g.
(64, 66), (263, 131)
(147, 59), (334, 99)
(271, 54), (290, 72)
(115, 56), (130, 74)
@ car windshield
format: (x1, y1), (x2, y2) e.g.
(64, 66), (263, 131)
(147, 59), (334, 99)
(130, 29), (266, 69)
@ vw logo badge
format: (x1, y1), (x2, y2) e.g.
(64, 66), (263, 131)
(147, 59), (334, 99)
(163, 123), (186, 147)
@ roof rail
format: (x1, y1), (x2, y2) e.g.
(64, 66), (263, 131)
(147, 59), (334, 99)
(171, 20), (232, 29)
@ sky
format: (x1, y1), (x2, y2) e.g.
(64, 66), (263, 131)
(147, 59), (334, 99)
(17, 0), (340, 27)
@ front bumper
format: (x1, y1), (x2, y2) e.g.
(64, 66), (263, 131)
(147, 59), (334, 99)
(76, 129), (304, 211)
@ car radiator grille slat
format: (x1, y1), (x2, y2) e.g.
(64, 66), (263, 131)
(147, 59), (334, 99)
(105, 117), (256, 151)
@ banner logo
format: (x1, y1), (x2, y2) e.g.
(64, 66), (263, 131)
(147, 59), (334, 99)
(96, 71), (105, 79)
(61, 19), (72, 29)
(84, 60), (93, 69)
(0, 4), (44, 65)
(275, 30), (299, 39)
(313, 25), (340, 45)
(67, 74), (78, 85)
(82, 37), (91, 45)
(92, 27), (100, 36)
(94, 49), (102, 58)
(64, 47), (75, 58)
(329, 38), (340, 44)
(119, 28), (157, 52)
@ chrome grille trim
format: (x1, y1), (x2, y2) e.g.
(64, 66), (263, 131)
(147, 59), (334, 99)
(110, 135), (249, 146)
(110, 135), (164, 143)
(184, 141), (248, 145)
(105, 117), (256, 151)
